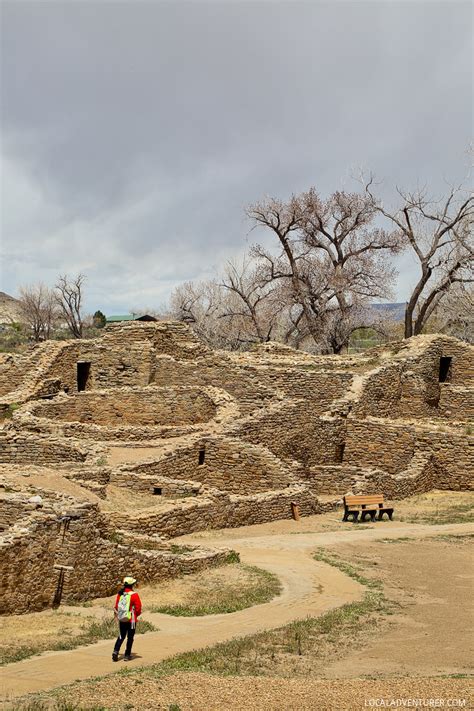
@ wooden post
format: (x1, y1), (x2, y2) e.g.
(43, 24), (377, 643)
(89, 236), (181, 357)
(291, 501), (300, 521)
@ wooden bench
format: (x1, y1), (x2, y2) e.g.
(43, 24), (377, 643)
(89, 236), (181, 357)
(342, 494), (394, 523)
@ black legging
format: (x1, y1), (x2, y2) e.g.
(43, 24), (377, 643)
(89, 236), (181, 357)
(113, 621), (136, 657)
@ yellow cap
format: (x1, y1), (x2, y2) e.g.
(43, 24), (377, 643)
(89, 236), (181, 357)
(123, 576), (137, 585)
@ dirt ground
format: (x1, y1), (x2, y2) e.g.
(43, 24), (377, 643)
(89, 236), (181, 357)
(31, 533), (472, 710)
(4, 526), (473, 708)
(42, 673), (472, 711)
(324, 535), (473, 678)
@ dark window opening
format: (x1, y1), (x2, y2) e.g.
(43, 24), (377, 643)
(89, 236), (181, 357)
(198, 447), (206, 465)
(153, 487), (162, 495)
(335, 443), (345, 463)
(77, 361), (91, 392)
(439, 356), (452, 383)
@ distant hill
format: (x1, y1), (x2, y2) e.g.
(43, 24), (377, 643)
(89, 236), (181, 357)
(0, 292), (24, 324)
(372, 302), (405, 322)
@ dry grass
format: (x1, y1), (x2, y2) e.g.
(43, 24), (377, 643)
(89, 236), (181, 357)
(1, 612), (155, 666)
(99, 486), (169, 512)
(90, 563), (281, 616)
(396, 490), (474, 525)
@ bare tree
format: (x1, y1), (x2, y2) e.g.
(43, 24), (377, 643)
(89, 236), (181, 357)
(55, 273), (85, 338)
(170, 261), (287, 350)
(19, 283), (57, 341)
(366, 179), (474, 338)
(220, 258), (280, 344)
(247, 189), (400, 353)
(428, 283), (474, 343)
(169, 279), (230, 347)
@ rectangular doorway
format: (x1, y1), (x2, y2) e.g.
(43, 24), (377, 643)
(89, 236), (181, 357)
(439, 357), (452, 383)
(335, 443), (345, 463)
(77, 361), (91, 392)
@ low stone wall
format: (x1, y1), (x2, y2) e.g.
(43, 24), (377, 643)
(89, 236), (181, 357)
(306, 452), (438, 499)
(110, 469), (203, 498)
(12, 386), (236, 443)
(31, 387), (216, 427)
(438, 385), (474, 420)
(0, 431), (88, 465)
(104, 485), (325, 539)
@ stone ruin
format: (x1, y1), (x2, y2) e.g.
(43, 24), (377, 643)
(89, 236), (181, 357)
(0, 321), (472, 613)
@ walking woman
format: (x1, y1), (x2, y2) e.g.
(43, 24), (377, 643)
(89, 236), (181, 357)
(112, 576), (142, 661)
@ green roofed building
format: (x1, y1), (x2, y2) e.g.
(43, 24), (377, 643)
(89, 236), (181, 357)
(105, 314), (158, 323)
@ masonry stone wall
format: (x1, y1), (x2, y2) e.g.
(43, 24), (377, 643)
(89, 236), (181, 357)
(151, 356), (276, 416)
(353, 337), (474, 420)
(31, 387), (216, 427)
(0, 494), (235, 614)
(104, 485), (326, 539)
(0, 430), (88, 464)
(344, 417), (473, 489)
(344, 419), (416, 474)
(233, 401), (346, 468)
(120, 436), (299, 495)
(0, 352), (27, 397)
(438, 386), (474, 420)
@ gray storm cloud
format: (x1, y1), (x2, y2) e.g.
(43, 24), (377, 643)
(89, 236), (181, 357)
(1, 0), (472, 313)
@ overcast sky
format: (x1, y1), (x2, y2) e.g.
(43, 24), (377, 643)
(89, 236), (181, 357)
(1, 0), (472, 314)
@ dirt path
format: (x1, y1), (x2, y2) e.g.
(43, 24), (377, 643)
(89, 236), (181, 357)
(2, 521), (472, 700)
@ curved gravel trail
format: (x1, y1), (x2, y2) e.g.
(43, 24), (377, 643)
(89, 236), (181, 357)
(2, 521), (471, 700)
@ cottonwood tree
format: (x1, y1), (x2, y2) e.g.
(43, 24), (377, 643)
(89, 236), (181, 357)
(169, 279), (229, 347)
(170, 259), (286, 350)
(220, 258), (281, 345)
(366, 179), (474, 338)
(429, 283), (474, 343)
(19, 283), (57, 341)
(247, 189), (400, 352)
(55, 273), (85, 339)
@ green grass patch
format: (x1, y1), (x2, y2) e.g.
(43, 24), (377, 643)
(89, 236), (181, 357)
(1, 618), (156, 667)
(0, 402), (20, 421)
(168, 544), (196, 555)
(150, 564), (281, 616)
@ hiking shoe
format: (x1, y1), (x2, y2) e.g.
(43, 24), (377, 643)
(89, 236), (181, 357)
(112, 652), (119, 662)
(123, 655), (132, 661)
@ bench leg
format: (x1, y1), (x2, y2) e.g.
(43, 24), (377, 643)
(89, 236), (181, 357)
(343, 510), (359, 522)
(361, 510), (376, 522)
(378, 509), (394, 521)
